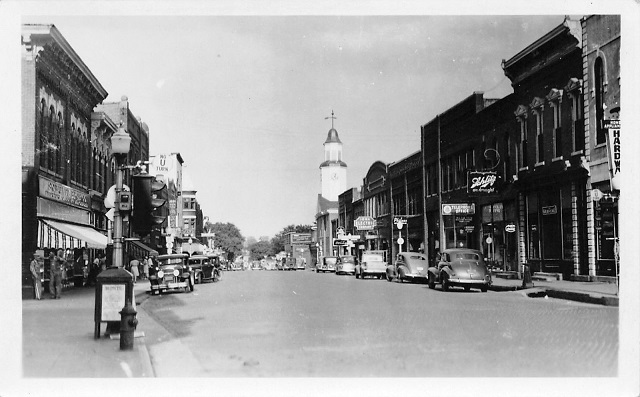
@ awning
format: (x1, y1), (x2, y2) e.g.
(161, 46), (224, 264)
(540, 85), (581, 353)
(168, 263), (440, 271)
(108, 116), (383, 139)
(39, 219), (108, 249)
(127, 240), (159, 257)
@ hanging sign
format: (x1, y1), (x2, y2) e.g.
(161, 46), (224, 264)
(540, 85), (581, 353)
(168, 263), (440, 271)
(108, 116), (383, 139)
(354, 216), (376, 231)
(467, 171), (502, 195)
(542, 205), (558, 216)
(604, 119), (620, 190)
(505, 223), (516, 233)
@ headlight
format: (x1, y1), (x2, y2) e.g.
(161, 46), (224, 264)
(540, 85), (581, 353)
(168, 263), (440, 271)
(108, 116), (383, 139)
(157, 270), (165, 278)
(173, 269), (180, 276)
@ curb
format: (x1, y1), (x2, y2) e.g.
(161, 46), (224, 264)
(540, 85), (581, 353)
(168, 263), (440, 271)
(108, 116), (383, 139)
(489, 283), (619, 307)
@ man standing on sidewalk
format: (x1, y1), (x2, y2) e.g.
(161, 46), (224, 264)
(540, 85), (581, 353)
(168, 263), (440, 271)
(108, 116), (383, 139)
(30, 252), (42, 300)
(48, 251), (55, 298)
(51, 249), (65, 299)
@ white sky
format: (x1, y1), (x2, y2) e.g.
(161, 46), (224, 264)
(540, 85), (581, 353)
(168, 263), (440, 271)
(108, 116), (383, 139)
(18, 12), (576, 239)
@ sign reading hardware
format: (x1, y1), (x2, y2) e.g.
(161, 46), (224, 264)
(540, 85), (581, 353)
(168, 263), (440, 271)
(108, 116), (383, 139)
(442, 203), (476, 215)
(467, 171), (501, 195)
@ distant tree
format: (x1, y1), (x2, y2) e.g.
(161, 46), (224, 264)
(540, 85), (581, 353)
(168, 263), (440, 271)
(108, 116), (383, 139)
(270, 224), (314, 254)
(245, 236), (257, 248)
(205, 222), (244, 260)
(258, 235), (270, 242)
(249, 240), (272, 260)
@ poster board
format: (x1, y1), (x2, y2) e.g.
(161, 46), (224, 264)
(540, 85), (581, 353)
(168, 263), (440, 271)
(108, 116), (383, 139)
(101, 284), (125, 321)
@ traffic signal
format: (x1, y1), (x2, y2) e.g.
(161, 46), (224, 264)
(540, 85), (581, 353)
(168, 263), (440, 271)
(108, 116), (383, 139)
(132, 174), (167, 236)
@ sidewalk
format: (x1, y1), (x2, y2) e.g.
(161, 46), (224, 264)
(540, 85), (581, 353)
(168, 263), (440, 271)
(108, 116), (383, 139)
(489, 275), (619, 306)
(22, 281), (155, 378)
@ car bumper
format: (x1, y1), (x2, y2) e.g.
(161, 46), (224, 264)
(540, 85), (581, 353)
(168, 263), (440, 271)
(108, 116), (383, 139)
(448, 278), (491, 287)
(404, 273), (428, 280)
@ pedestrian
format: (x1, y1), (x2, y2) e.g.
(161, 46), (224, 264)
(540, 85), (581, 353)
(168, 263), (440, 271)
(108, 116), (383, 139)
(30, 252), (42, 300)
(99, 254), (107, 272)
(129, 256), (140, 283)
(143, 256), (150, 280)
(48, 251), (55, 298)
(51, 249), (65, 299)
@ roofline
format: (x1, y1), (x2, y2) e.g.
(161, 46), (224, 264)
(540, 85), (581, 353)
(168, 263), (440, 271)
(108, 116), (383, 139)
(502, 17), (580, 70)
(23, 24), (108, 100)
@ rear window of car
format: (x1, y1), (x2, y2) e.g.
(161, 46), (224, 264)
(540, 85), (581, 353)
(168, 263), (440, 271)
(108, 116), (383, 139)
(408, 255), (427, 260)
(324, 258), (337, 265)
(342, 257), (355, 263)
(455, 253), (480, 260)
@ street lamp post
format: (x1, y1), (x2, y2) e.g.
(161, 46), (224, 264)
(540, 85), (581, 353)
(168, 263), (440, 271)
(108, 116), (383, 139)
(110, 127), (130, 269)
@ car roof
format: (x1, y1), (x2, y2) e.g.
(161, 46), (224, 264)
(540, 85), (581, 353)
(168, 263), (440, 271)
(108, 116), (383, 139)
(189, 255), (208, 259)
(158, 254), (188, 259)
(442, 248), (482, 255)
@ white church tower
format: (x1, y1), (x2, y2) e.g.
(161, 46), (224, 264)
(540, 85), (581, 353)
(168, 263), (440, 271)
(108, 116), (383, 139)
(320, 110), (347, 201)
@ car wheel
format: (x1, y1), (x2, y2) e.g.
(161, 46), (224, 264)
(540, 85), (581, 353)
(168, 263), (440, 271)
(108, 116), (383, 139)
(442, 276), (450, 292)
(378, 275), (383, 280)
(196, 273), (202, 285)
(428, 274), (435, 289)
(464, 286), (470, 292)
(386, 272), (393, 282)
(481, 285), (488, 293)
(316, 269), (319, 273)
(213, 270), (221, 282)
(188, 275), (194, 292)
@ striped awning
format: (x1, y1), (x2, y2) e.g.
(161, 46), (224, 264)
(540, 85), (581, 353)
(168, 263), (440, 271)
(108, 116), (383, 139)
(38, 219), (108, 249)
(127, 240), (159, 258)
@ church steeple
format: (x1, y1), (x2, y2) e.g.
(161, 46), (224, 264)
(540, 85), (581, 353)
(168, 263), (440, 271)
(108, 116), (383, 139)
(320, 110), (347, 201)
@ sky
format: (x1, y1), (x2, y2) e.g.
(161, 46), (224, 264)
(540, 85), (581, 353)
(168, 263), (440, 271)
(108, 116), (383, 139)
(5, 3), (619, 240)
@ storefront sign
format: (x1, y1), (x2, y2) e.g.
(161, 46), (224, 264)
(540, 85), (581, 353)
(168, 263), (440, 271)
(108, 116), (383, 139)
(505, 223), (516, 233)
(455, 216), (473, 223)
(39, 176), (89, 209)
(542, 205), (557, 216)
(467, 171), (501, 195)
(354, 216), (376, 231)
(333, 239), (348, 246)
(290, 233), (312, 244)
(464, 226), (475, 233)
(442, 203), (476, 215)
(604, 119), (620, 190)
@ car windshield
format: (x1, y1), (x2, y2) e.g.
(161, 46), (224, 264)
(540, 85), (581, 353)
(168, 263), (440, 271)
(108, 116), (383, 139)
(362, 254), (383, 262)
(188, 259), (205, 265)
(342, 257), (355, 263)
(454, 253), (480, 260)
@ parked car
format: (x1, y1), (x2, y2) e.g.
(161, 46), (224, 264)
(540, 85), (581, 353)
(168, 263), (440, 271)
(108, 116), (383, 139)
(385, 252), (429, 283)
(283, 257), (296, 271)
(295, 257), (306, 270)
(276, 260), (284, 271)
(427, 248), (491, 292)
(148, 253), (194, 295)
(336, 255), (357, 275)
(188, 255), (221, 284)
(251, 261), (262, 271)
(316, 256), (337, 273)
(355, 252), (386, 279)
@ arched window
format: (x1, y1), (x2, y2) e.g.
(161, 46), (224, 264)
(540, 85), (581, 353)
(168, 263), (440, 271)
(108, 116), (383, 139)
(39, 100), (46, 167)
(48, 106), (55, 171)
(594, 57), (606, 145)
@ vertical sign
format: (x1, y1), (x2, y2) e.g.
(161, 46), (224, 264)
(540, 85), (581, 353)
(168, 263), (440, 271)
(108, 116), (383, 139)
(604, 119), (620, 190)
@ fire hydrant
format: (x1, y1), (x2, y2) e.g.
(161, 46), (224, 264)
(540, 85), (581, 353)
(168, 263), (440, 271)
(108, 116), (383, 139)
(119, 303), (138, 350)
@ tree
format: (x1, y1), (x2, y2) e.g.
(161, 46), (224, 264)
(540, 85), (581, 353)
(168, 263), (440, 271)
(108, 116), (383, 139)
(248, 240), (272, 260)
(271, 224), (314, 254)
(205, 222), (244, 262)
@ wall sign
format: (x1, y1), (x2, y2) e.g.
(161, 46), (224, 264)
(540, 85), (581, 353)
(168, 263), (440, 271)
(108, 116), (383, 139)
(354, 216), (376, 230)
(604, 119), (620, 190)
(442, 203), (476, 215)
(39, 176), (89, 209)
(542, 205), (557, 216)
(467, 171), (502, 195)
(505, 223), (516, 233)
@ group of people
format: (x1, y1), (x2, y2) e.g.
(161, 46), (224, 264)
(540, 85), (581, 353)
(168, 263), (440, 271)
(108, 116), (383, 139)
(126, 255), (153, 283)
(29, 249), (67, 300)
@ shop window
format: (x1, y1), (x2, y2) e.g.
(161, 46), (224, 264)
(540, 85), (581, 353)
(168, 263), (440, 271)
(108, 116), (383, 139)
(561, 187), (573, 260)
(526, 193), (540, 259)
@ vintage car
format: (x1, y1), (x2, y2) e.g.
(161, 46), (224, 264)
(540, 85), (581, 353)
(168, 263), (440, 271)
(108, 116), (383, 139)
(282, 257), (297, 271)
(188, 255), (221, 284)
(355, 252), (386, 279)
(251, 261), (262, 271)
(295, 257), (306, 270)
(385, 252), (429, 283)
(316, 256), (337, 273)
(148, 253), (194, 295)
(427, 248), (491, 292)
(336, 255), (357, 275)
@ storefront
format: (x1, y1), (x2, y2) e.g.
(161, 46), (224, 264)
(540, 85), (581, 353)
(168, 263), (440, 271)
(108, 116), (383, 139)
(480, 201), (518, 271)
(441, 203), (477, 250)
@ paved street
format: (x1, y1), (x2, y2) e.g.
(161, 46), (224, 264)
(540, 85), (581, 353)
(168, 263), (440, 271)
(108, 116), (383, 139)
(141, 269), (618, 377)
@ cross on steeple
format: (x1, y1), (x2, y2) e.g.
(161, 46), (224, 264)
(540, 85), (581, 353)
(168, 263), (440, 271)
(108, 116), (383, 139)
(325, 110), (337, 129)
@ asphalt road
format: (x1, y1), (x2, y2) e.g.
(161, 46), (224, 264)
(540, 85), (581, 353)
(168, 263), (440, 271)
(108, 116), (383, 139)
(141, 268), (618, 377)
